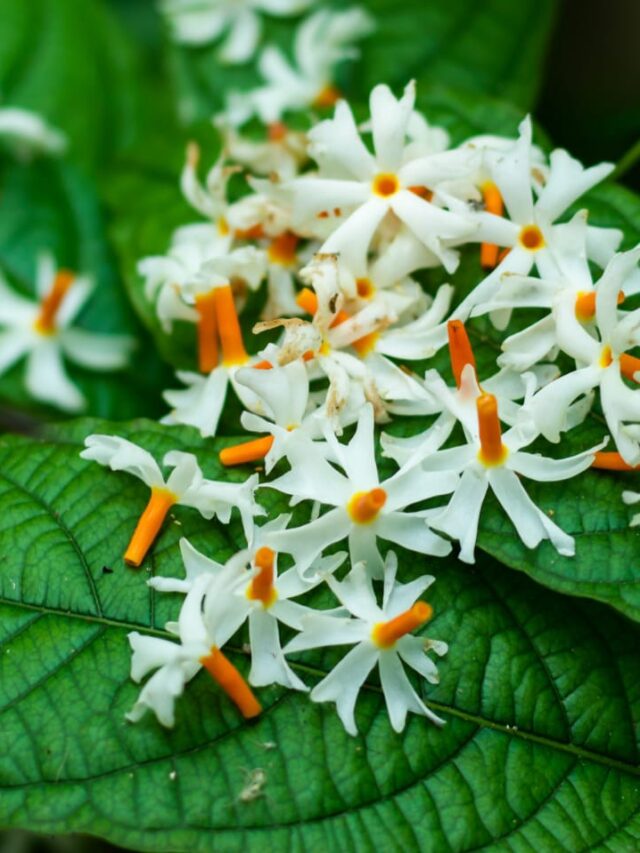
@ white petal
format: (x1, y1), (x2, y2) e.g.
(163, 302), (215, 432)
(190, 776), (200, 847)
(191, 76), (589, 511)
(370, 81), (415, 172)
(285, 613), (368, 653)
(322, 197), (389, 277)
(25, 341), (85, 411)
(379, 650), (444, 731)
(217, 8), (260, 64)
(310, 642), (378, 736)
(509, 446), (599, 482)
(0, 328), (32, 374)
(248, 610), (308, 691)
(163, 368), (229, 438)
(59, 329), (134, 370)
(429, 468), (489, 563)
(489, 467), (574, 555)
(537, 150), (613, 223)
(266, 508), (351, 575)
(80, 434), (164, 488)
(376, 511), (452, 557)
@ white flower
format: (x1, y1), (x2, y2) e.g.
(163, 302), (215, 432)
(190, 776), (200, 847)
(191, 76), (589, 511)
(0, 254), (133, 412)
(81, 435), (262, 565)
(127, 570), (261, 726)
(0, 106), (66, 158)
(224, 352), (326, 472)
(450, 117), (620, 325)
(285, 555), (447, 735)
(221, 8), (374, 123)
(418, 390), (604, 563)
(160, 0), (315, 63)
(289, 81), (476, 276)
(266, 403), (456, 577)
(521, 247), (640, 464)
(150, 524), (346, 691)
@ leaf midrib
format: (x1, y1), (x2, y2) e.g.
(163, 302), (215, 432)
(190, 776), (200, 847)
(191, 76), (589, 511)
(1, 593), (638, 780)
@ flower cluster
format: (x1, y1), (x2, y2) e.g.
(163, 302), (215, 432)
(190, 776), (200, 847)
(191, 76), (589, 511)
(3, 51), (631, 735)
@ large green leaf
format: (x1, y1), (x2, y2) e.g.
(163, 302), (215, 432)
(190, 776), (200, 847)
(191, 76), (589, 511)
(165, 0), (558, 125)
(0, 0), (140, 169)
(0, 157), (172, 420)
(357, 0), (558, 111)
(0, 418), (639, 851)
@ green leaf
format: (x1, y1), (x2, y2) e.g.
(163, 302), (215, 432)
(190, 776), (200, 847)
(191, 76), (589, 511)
(357, 0), (558, 111)
(0, 418), (639, 851)
(0, 0), (140, 168)
(0, 157), (172, 420)
(165, 0), (558, 125)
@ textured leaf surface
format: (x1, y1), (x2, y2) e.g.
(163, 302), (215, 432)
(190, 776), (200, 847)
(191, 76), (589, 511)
(0, 158), (171, 420)
(166, 0), (557, 124)
(0, 0), (139, 167)
(0, 419), (639, 852)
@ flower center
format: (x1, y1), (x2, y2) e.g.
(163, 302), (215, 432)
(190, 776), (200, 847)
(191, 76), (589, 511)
(476, 393), (508, 467)
(247, 546), (278, 608)
(34, 270), (75, 335)
(372, 602), (433, 649)
(356, 277), (375, 299)
(518, 224), (544, 251)
(447, 319), (477, 388)
(347, 488), (387, 524)
(124, 487), (177, 567)
(200, 646), (262, 719)
(600, 345), (613, 368)
(372, 173), (400, 198)
(268, 232), (298, 267)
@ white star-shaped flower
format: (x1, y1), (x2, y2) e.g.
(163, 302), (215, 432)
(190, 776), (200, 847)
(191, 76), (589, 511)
(289, 81), (476, 276)
(81, 435), (262, 565)
(285, 555), (447, 735)
(127, 570), (261, 726)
